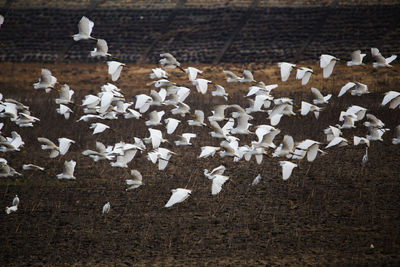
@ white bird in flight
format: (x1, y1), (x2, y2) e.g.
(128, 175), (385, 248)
(280, 161), (298, 180)
(371, 48), (397, 68)
(278, 62), (296, 82)
(126, 170), (144, 191)
(320, 54), (339, 78)
(381, 91), (400, 109)
(37, 137), (75, 158)
(90, 39), (111, 57)
(347, 50), (366, 66)
(33, 68), (57, 93)
(107, 61), (126, 81)
(165, 188), (191, 208)
(56, 160), (76, 180)
(73, 16), (95, 41)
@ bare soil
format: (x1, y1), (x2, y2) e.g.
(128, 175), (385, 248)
(0, 62), (399, 266)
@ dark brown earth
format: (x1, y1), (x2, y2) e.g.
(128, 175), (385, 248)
(0, 62), (399, 266)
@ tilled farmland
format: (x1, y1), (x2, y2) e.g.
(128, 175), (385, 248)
(0, 61), (399, 266)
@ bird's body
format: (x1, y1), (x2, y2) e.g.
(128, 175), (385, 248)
(347, 50), (366, 66)
(102, 202), (110, 214)
(280, 161), (298, 180)
(320, 54), (339, 78)
(90, 39), (110, 57)
(126, 170), (144, 191)
(56, 160), (76, 180)
(107, 61), (126, 82)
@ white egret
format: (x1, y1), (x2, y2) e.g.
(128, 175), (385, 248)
(150, 68), (168, 79)
(145, 110), (165, 126)
(300, 101), (322, 119)
(273, 135), (294, 158)
(165, 188), (191, 208)
(211, 85), (229, 101)
(56, 104), (73, 119)
(73, 16), (95, 41)
(277, 62), (296, 82)
(363, 114), (385, 128)
(353, 136), (370, 147)
(82, 141), (114, 162)
(90, 122), (110, 135)
(362, 147), (368, 167)
(164, 118), (181, 134)
(56, 160), (76, 180)
(210, 175), (229, 195)
(90, 39), (110, 57)
(37, 137), (75, 158)
(170, 102), (190, 117)
(12, 195), (19, 206)
(198, 146), (220, 158)
(0, 131), (24, 152)
(347, 50), (366, 66)
(5, 205), (17, 214)
(320, 54), (339, 78)
(159, 53), (182, 70)
(251, 174), (262, 186)
(174, 133), (196, 146)
(371, 48), (397, 67)
(338, 82), (369, 97)
(102, 202), (110, 214)
(208, 104), (228, 122)
(325, 137), (348, 149)
(33, 68), (57, 92)
(296, 67), (313, 85)
(22, 164), (45, 171)
(126, 170), (144, 191)
(55, 84), (74, 104)
(204, 165), (226, 180)
(311, 87), (331, 105)
(185, 67), (203, 81)
(187, 110), (206, 126)
(381, 91), (400, 109)
(279, 161), (298, 180)
(107, 61), (125, 81)
(145, 128), (168, 149)
(193, 78), (211, 94)
(323, 126), (343, 142)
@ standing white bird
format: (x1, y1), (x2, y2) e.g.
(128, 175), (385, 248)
(73, 16), (95, 41)
(279, 161), (298, 180)
(362, 147), (368, 167)
(251, 174), (262, 186)
(320, 54), (339, 78)
(278, 62), (296, 82)
(12, 195), (19, 206)
(0, 15), (4, 28)
(102, 202), (110, 214)
(371, 48), (397, 68)
(347, 50), (366, 66)
(56, 160), (76, 180)
(165, 188), (191, 208)
(126, 170), (144, 191)
(33, 68), (57, 93)
(107, 61), (126, 81)
(90, 39), (110, 57)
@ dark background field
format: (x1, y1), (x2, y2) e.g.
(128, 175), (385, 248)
(1, 0), (400, 266)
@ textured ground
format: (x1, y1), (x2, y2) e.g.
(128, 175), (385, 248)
(0, 62), (399, 266)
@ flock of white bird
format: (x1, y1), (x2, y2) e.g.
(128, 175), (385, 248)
(1, 15), (400, 213)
